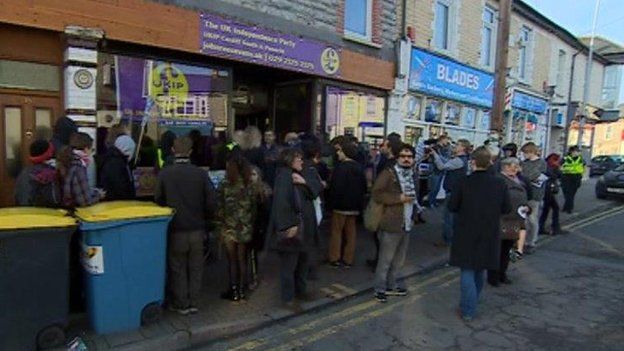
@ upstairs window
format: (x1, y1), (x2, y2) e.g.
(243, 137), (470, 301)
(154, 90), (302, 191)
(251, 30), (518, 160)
(345, 0), (373, 41)
(518, 26), (532, 81)
(481, 7), (497, 68)
(434, 0), (451, 50)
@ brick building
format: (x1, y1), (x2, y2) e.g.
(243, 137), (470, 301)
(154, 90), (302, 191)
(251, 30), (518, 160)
(0, 0), (398, 206)
(388, 0), (617, 156)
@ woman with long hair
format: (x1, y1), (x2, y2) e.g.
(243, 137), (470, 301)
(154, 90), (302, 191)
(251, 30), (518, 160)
(216, 147), (255, 302)
(268, 148), (322, 308)
(248, 165), (272, 290)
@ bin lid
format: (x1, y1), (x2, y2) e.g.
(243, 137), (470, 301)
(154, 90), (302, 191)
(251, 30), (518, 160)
(0, 207), (76, 230)
(75, 201), (173, 223)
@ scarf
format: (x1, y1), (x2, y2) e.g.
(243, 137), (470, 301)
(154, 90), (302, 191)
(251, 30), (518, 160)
(394, 164), (416, 232)
(73, 149), (91, 167)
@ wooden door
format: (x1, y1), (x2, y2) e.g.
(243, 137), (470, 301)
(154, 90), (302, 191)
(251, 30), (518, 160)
(0, 93), (61, 207)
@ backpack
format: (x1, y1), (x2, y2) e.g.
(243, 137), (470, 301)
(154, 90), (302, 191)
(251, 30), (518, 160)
(29, 166), (61, 207)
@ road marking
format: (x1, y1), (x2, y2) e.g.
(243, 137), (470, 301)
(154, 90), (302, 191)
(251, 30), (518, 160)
(230, 270), (457, 351)
(234, 207), (624, 351)
(332, 283), (358, 295)
(562, 205), (624, 231)
(572, 232), (624, 258)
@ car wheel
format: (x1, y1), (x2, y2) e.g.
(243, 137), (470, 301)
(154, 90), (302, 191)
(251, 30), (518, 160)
(596, 189), (608, 199)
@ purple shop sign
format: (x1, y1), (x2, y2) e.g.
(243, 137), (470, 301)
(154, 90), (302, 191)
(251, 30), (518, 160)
(200, 12), (341, 78)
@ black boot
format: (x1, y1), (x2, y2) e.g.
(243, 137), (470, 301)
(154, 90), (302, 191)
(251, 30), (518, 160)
(239, 285), (246, 301)
(231, 285), (240, 302)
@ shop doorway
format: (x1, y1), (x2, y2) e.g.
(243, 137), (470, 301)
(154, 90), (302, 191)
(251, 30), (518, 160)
(0, 93), (60, 206)
(273, 80), (312, 139)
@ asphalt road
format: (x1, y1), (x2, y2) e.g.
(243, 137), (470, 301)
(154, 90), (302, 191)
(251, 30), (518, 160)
(202, 204), (624, 351)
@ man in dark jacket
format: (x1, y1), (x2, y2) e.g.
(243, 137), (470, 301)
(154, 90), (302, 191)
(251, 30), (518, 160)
(432, 139), (471, 247)
(98, 135), (136, 201)
(15, 140), (60, 207)
(155, 137), (216, 315)
(449, 146), (511, 321)
(327, 141), (367, 268)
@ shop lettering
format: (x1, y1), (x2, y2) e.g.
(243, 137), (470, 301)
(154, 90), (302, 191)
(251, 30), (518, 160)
(436, 64), (480, 90)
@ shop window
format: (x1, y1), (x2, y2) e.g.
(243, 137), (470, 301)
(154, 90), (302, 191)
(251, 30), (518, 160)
(0, 60), (60, 91)
(481, 7), (497, 68)
(344, 0), (373, 41)
(425, 99), (442, 123)
(325, 86), (385, 141)
(445, 103), (460, 125)
(405, 95), (422, 119)
(479, 110), (491, 130)
(461, 107), (477, 128)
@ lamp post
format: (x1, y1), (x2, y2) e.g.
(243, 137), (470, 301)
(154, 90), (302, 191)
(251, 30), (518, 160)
(577, 0), (601, 148)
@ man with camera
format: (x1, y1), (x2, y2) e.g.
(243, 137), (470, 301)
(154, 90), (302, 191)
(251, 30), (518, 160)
(424, 136), (452, 208)
(431, 139), (472, 247)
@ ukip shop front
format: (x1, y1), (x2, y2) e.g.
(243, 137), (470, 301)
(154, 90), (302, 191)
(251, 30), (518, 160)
(399, 47), (494, 146)
(94, 11), (345, 196)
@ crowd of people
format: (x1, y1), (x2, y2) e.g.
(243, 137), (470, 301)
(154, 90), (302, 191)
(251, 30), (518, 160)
(12, 116), (587, 321)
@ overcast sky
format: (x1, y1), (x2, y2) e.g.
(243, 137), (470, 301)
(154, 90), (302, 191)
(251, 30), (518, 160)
(523, 0), (624, 45)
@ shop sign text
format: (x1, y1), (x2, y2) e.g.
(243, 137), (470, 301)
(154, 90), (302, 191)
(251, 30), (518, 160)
(409, 48), (494, 108)
(200, 12), (340, 77)
(512, 91), (548, 114)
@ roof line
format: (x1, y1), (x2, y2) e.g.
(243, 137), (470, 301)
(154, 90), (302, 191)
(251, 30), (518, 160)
(513, 0), (613, 65)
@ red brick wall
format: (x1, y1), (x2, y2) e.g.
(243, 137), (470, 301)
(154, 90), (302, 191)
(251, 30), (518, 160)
(372, 0), (383, 45)
(336, 0), (345, 34)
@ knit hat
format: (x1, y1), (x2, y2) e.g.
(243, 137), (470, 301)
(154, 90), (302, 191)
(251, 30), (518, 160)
(29, 140), (55, 164)
(114, 135), (136, 160)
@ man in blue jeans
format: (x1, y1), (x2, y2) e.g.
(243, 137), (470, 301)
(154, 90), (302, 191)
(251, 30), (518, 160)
(448, 146), (511, 321)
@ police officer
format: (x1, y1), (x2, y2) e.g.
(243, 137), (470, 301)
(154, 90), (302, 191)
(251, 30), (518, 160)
(560, 146), (585, 214)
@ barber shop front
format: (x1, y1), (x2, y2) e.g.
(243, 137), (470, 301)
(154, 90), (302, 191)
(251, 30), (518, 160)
(392, 47), (494, 146)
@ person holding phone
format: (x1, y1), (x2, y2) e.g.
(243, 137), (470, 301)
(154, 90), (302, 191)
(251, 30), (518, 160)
(371, 143), (419, 303)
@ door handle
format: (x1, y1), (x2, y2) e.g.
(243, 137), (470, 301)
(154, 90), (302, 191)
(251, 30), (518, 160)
(25, 130), (33, 139)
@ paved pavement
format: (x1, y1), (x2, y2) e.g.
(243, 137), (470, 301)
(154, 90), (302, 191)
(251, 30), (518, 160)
(202, 199), (624, 351)
(63, 177), (622, 350)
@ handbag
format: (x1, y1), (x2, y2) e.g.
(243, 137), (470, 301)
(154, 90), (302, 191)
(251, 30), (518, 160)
(364, 198), (384, 232)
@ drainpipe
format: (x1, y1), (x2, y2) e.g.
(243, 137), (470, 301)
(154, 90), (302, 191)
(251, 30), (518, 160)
(564, 49), (582, 153)
(401, 0), (408, 37)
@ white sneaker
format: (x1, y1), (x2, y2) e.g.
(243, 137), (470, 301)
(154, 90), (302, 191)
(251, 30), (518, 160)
(168, 305), (191, 316)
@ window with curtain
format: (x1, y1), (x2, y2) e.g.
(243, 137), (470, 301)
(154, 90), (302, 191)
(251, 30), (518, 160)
(345, 0), (372, 41)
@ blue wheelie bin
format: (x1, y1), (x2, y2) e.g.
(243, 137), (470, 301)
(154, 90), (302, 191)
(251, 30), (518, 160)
(74, 201), (173, 334)
(0, 208), (77, 351)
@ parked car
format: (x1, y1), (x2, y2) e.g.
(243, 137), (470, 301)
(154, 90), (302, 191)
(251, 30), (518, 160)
(589, 155), (624, 176)
(595, 165), (624, 199)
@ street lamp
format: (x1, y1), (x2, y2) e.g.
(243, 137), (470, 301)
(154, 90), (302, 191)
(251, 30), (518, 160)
(577, 0), (601, 148)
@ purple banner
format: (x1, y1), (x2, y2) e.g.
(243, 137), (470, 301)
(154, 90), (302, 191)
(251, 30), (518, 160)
(115, 55), (230, 127)
(200, 12), (341, 77)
